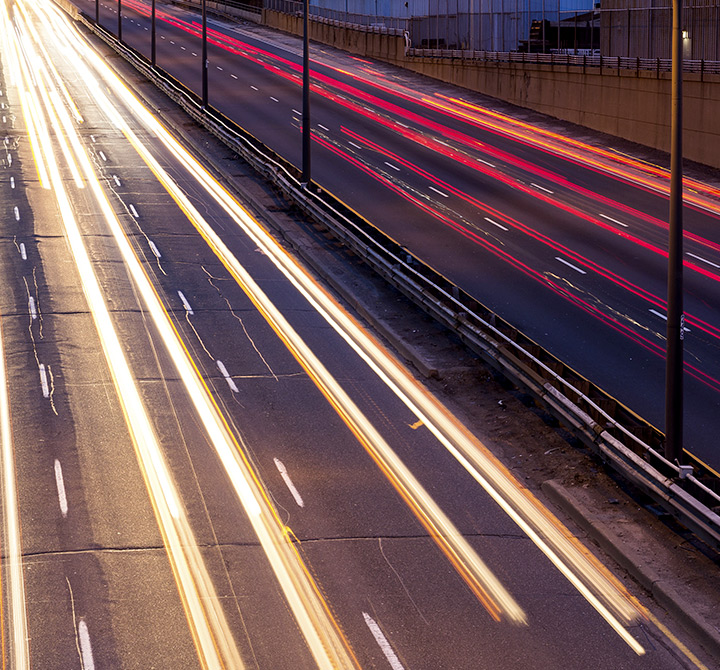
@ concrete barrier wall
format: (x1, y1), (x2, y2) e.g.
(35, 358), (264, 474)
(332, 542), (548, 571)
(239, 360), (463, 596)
(264, 9), (720, 170)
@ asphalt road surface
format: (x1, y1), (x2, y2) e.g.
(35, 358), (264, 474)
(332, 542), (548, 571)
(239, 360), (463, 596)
(74, 0), (720, 470)
(0, 1), (715, 668)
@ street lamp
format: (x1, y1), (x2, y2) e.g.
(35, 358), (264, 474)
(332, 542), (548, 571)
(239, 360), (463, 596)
(665, 0), (684, 463)
(151, 0), (156, 67)
(301, 0), (311, 184)
(202, 0), (208, 109)
(118, 0), (122, 40)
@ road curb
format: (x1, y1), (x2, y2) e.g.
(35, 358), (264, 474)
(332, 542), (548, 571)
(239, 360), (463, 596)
(541, 479), (720, 660)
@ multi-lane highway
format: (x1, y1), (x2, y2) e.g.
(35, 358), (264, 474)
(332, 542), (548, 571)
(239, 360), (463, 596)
(0, 0), (716, 668)
(75, 0), (720, 469)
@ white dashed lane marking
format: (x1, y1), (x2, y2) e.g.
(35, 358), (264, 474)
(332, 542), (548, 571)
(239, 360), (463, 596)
(555, 257), (586, 274)
(484, 217), (508, 231)
(54, 459), (68, 518)
(177, 290), (194, 315)
(687, 252), (720, 269)
(216, 360), (239, 393)
(274, 458), (305, 508)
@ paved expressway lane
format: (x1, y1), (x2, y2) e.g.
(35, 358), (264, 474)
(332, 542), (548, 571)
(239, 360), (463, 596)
(80, 0), (720, 468)
(0, 0), (715, 668)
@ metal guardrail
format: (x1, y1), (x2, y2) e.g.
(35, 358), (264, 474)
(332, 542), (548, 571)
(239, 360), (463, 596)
(406, 47), (720, 77)
(71, 7), (720, 550)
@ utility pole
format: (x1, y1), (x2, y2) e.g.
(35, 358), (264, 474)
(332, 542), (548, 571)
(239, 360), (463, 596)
(665, 0), (684, 463)
(202, 0), (208, 109)
(302, 0), (311, 184)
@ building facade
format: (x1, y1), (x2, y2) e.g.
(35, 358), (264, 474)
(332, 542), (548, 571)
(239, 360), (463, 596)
(601, 0), (720, 59)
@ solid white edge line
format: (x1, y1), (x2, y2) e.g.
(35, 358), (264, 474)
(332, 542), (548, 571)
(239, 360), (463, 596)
(363, 613), (405, 670)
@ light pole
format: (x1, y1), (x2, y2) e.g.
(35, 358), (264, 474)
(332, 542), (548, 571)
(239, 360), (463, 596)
(202, 0), (208, 109)
(118, 0), (122, 40)
(301, 0), (311, 184)
(665, 0), (684, 463)
(151, 0), (156, 67)
(95, 0), (99, 23)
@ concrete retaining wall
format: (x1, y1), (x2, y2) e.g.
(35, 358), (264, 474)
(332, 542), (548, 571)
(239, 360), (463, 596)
(265, 9), (720, 170)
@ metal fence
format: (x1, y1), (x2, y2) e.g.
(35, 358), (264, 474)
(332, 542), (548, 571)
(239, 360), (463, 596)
(264, 0), (410, 31)
(219, 0), (262, 12)
(405, 47), (720, 76)
(258, 0), (720, 60)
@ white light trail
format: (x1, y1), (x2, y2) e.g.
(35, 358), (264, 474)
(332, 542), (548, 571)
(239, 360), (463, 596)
(0, 309), (30, 670)
(93, 87), (525, 625)
(26, 5), (360, 666)
(11, 4), (246, 667)
(43, 0), (646, 653)
(120, 87), (646, 649)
